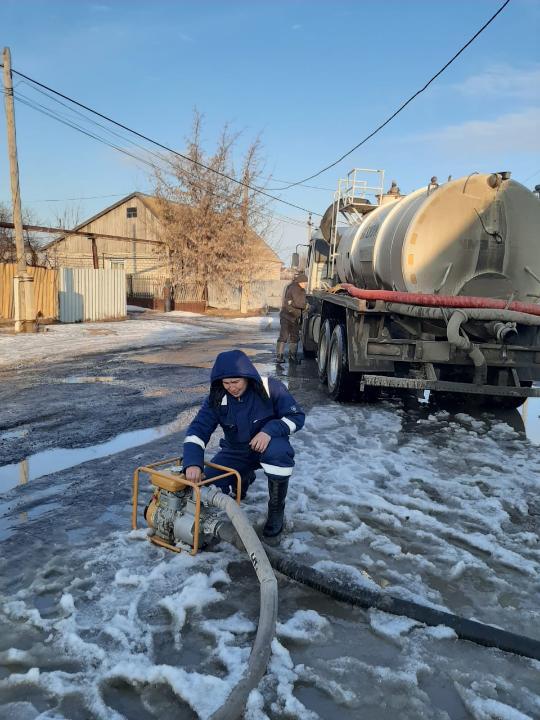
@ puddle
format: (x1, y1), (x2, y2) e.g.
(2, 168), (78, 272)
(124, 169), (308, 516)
(142, 388), (172, 398)
(86, 328), (116, 336)
(133, 343), (263, 367)
(0, 428), (29, 440)
(57, 375), (116, 384)
(0, 408), (195, 494)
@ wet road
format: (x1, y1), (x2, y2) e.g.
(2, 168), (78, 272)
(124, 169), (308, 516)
(0, 322), (539, 720)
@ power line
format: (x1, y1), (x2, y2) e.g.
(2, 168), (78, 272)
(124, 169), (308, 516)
(6, 84), (313, 231)
(523, 169), (540, 183)
(270, 0), (512, 191)
(268, 179), (334, 192)
(22, 193), (127, 203)
(22, 86), (334, 193)
(0, 63), (321, 217)
(10, 89), (308, 229)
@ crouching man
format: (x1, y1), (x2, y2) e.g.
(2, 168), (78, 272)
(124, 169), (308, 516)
(183, 349), (305, 537)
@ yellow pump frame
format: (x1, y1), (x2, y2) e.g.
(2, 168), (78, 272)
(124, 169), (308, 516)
(131, 457), (241, 555)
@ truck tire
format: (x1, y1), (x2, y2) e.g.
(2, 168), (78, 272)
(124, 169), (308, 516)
(317, 319), (334, 382)
(327, 324), (356, 401)
(300, 317), (314, 358)
(302, 319), (317, 359)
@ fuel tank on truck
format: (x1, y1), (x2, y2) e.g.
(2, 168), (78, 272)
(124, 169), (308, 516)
(335, 173), (540, 301)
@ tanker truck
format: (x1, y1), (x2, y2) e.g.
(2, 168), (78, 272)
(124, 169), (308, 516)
(301, 169), (540, 407)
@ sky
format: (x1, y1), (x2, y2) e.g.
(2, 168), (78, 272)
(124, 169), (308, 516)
(0, 0), (539, 263)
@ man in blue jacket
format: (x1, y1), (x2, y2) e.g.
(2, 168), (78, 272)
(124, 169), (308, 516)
(183, 349), (305, 537)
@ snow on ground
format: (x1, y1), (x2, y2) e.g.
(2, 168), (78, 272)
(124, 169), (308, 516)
(1, 399), (539, 718)
(0, 314), (277, 369)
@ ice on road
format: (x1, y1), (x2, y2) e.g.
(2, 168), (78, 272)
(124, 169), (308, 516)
(1, 394), (539, 719)
(0, 313), (277, 369)
(0, 314), (539, 720)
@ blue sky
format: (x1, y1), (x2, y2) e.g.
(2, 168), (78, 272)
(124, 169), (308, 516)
(1, 0), (539, 261)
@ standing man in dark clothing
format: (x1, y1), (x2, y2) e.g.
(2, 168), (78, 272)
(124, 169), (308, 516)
(276, 271), (308, 364)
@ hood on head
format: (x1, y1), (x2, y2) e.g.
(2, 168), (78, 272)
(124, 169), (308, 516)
(210, 350), (262, 385)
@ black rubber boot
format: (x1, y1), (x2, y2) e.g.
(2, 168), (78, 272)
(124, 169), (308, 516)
(263, 477), (289, 537)
(288, 342), (301, 364)
(240, 470), (256, 500)
(275, 341), (285, 363)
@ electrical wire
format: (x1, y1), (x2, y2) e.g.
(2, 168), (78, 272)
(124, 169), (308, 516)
(3, 87), (309, 229)
(23, 193), (127, 203)
(0, 63), (321, 217)
(523, 169), (540, 183)
(8, 81), (332, 195)
(268, 0), (512, 190)
(22, 84), (335, 193)
(11, 90), (308, 229)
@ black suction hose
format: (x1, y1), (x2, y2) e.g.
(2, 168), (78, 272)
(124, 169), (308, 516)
(263, 545), (540, 662)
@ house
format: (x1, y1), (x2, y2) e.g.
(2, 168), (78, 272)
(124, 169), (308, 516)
(45, 192), (284, 311)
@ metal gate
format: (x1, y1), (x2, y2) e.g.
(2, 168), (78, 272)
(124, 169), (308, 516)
(127, 275), (207, 312)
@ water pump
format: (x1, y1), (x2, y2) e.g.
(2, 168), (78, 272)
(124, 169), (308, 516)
(131, 457), (241, 555)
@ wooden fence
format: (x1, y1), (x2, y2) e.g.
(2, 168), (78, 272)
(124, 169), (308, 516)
(0, 264), (58, 320)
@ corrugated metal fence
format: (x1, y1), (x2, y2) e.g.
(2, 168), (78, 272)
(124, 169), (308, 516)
(0, 264), (58, 319)
(58, 268), (126, 323)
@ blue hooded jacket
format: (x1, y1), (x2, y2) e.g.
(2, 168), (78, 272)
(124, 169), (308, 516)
(183, 349), (305, 469)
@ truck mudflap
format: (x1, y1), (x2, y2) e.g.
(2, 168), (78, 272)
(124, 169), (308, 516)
(360, 375), (540, 398)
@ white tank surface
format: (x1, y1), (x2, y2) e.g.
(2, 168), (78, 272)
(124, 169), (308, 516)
(336, 173), (540, 301)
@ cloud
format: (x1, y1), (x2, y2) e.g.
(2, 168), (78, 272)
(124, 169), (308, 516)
(415, 107), (540, 157)
(291, 24), (302, 30)
(453, 64), (540, 102)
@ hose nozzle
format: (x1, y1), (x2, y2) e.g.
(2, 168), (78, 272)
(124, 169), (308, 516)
(492, 321), (518, 343)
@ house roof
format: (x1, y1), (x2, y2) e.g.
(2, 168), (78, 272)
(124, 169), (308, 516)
(45, 192), (282, 264)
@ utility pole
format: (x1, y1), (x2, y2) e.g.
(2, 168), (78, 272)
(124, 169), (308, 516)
(2, 47), (35, 332)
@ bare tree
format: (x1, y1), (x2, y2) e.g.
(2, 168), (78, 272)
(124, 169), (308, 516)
(0, 202), (47, 266)
(53, 203), (82, 234)
(152, 111), (275, 296)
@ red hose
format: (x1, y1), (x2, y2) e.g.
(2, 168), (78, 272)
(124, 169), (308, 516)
(341, 284), (540, 317)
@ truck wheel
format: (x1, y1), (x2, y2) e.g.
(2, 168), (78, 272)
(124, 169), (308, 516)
(317, 319), (334, 382)
(327, 324), (356, 401)
(300, 317), (316, 358)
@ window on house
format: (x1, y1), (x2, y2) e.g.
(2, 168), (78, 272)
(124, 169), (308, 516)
(111, 259), (125, 270)
(126, 207), (137, 218)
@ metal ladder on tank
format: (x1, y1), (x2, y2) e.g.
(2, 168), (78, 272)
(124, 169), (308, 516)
(328, 168), (385, 280)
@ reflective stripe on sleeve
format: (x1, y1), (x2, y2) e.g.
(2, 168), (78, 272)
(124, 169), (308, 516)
(261, 462), (293, 477)
(281, 417), (296, 433)
(185, 435), (206, 450)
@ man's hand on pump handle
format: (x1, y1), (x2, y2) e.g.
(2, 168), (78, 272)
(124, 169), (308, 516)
(185, 466), (203, 483)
